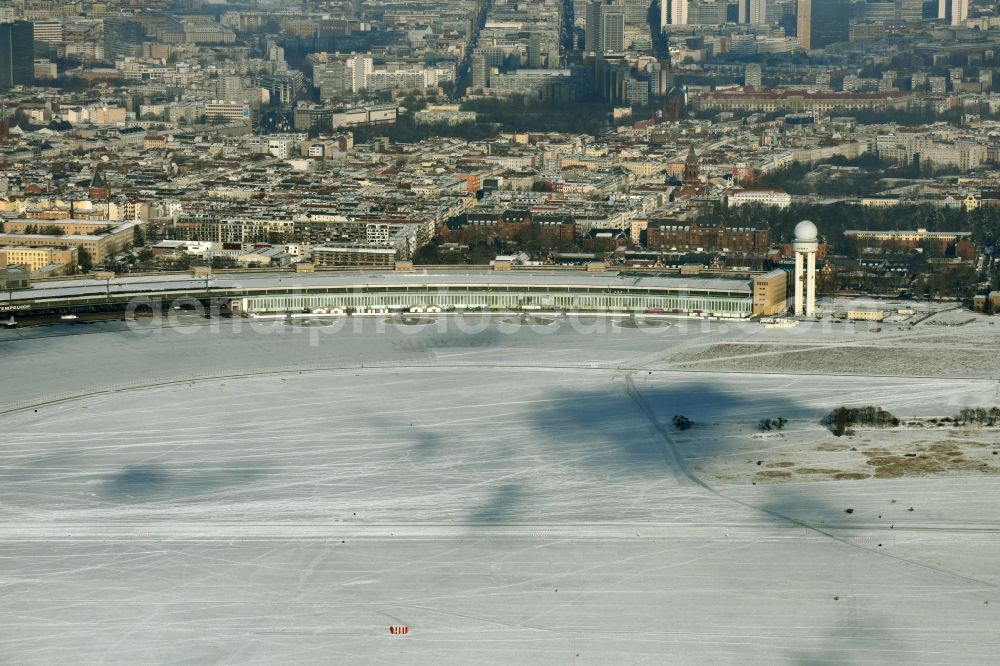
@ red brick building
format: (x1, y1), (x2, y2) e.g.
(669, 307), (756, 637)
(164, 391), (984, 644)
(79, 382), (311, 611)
(439, 209), (576, 245)
(954, 238), (976, 261)
(646, 221), (769, 253)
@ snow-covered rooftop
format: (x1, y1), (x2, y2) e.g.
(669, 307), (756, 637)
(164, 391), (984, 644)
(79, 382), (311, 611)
(12, 269), (754, 302)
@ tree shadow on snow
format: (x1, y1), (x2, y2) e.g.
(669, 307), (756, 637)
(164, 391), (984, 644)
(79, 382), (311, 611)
(519, 377), (911, 654)
(528, 378), (822, 469)
(467, 483), (524, 524)
(366, 415), (450, 459)
(99, 463), (268, 504)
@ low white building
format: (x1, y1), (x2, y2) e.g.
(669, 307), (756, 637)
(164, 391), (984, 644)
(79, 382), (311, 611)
(152, 240), (213, 257)
(724, 188), (791, 209)
(204, 100), (251, 124)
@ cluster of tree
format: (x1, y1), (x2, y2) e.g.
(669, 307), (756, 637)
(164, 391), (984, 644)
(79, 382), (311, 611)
(917, 264), (978, 300)
(963, 205), (1000, 250)
(137, 247), (155, 263)
(835, 262), (978, 300)
(415, 228), (580, 265)
(758, 417), (787, 432)
(78, 247), (93, 273)
(822, 406), (899, 436)
(210, 256), (239, 269)
(350, 117), (497, 144)
(7, 110), (32, 131)
(513, 226), (577, 256)
(258, 107), (291, 133)
(672, 415), (693, 431)
(45, 76), (95, 92)
(160, 254), (196, 270)
(279, 32), (398, 74)
(755, 155), (954, 198)
(349, 95), (616, 143)
(413, 238), (508, 265)
(708, 201), (978, 251)
(16, 224), (65, 236)
(461, 96), (609, 135)
(955, 407), (1000, 426)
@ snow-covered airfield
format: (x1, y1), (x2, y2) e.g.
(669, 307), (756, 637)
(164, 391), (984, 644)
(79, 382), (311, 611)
(2, 303), (999, 663)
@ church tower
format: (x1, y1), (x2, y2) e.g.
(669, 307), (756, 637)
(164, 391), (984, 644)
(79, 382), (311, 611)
(683, 146), (699, 184)
(89, 168), (109, 200)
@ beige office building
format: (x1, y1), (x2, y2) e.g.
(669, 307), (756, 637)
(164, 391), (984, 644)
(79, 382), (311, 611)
(0, 246), (77, 272)
(0, 220), (143, 263)
(752, 269), (789, 316)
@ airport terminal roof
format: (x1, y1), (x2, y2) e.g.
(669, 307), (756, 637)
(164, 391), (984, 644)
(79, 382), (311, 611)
(5, 270), (754, 303)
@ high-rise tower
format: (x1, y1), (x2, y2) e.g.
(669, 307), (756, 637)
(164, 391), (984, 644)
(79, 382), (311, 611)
(939, 0), (968, 25)
(797, 0), (812, 51)
(670, 0), (688, 25)
(0, 20), (32, 89)
(586, 1), (625, 54)
(740, 0), (767, 25)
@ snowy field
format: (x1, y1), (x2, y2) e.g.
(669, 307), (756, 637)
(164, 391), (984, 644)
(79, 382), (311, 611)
(1, 314), (1000, 663)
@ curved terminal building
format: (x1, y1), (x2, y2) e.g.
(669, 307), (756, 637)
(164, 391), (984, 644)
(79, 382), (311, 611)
(1, 269), (788, 319)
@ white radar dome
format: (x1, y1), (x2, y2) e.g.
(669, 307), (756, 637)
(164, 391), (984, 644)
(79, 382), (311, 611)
(794, 220), (818, 241)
